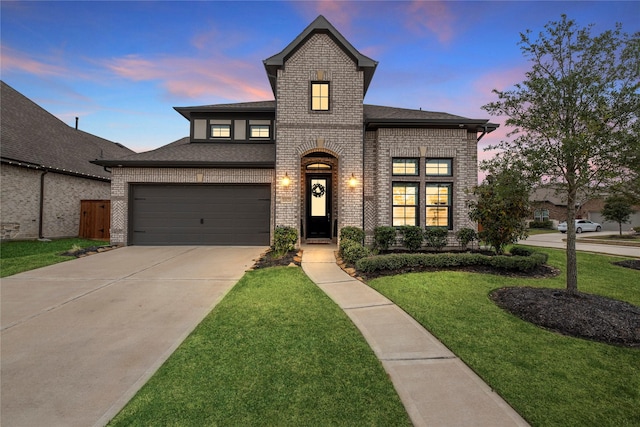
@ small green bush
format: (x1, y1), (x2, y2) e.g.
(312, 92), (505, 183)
(340, 226), (365, 244)
(272, 226), (298, 257)
(373, 226), (397, 252)
(424, 227), (449, 252)
(509, 245), (534, 257)
(456, 228), (478, 249)
(339, 239), (370, 265)
(355, 249), (547, 274)
(399, 226), (423, 252)
(529, 220), (554, 229)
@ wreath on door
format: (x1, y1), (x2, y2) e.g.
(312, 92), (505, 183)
(311, 183), (326, 198)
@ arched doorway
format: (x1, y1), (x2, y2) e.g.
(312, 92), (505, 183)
(301, 152), (337, 241)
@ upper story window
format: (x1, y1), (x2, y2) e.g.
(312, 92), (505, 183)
(426, 159), (452, 176)
(393, 158), (419, 176)
(311, 82), (330, 111)
(192, 118), (273, 142)
(250, 125), (270, 139)
(211, 124), (231, 138)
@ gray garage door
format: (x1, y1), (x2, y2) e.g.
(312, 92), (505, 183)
(130, 184), (270, 245)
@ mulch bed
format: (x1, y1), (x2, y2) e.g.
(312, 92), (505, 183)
(61, 245), (120, 257)
(491, 287), (640, 348)
(252, 250), (302, 269)
(614, 259), (640, 270)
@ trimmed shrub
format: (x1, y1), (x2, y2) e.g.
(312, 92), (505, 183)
(339, 239), (370, 265)
(399, 226), (424, 252)
(529, 220), (554, 229)
(340, 226), (365, 244)
(272, 226), (298, 257)
(355, 249), (547, 274)
(456, 228), (478, 249)
(424, 227), (449, 252)
(373, 226), (397, 252)
(509, 245), (534, 257)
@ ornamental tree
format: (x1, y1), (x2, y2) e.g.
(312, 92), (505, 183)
(601, 195), (636, 235)
(482, 15), (639, 293)
(468, 165), (531, 255)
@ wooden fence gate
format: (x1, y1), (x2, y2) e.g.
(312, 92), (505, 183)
(79, 200), (111, 240)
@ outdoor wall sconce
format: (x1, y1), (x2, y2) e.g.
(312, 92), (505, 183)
(282, 172), (291, 187)
(349, 173), (357, 187)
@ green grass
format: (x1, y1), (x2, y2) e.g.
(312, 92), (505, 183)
(368, 247), (640, 426)
(0, 238), (107, 277)
(527, 228), (558, 235)
(108, 267), (411, 426)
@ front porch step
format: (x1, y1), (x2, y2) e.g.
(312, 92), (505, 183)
(304, 238), (333, 244)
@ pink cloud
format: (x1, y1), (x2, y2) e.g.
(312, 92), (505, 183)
(102, 54), (272, 102)
(292, 1), (359, 32)
(405, 1), (456, 43)
(0, 44), (67, 76)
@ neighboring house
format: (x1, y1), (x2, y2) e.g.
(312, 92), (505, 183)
(0, 81), (134, 240)
(95, 15), (498, 246)
(530, 187), (639, 231)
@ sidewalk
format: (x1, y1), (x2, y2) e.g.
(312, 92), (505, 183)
(301, 244), (529, 427)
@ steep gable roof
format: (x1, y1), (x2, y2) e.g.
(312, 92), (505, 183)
(263, 15), (378, 97)
(0, 81), (134, 179)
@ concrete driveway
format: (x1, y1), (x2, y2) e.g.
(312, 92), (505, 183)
(1, 245), (265, 427)
(520, 231), (639, 258)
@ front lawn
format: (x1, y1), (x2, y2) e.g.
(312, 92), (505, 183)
(368, 247), (640, 426)
(0, 238), (108, 277)
(108, 267), (411, 426)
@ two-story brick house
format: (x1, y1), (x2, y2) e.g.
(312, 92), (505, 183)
(95, 15), (497, 246)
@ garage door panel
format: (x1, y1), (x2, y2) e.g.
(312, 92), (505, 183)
(130, 184), (271, 246)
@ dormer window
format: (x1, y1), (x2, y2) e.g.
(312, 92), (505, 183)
(311, 82), (329, 111)
(210, 124), (231, 138)
(250, 125), (270, 139)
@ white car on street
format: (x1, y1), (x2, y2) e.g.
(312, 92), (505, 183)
(558, 219), (602, 233)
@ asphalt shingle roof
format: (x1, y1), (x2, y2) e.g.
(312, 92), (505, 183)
(100, 101), (496, 165)
(1, 81), (134, 179)
(102, 136), (274, 166)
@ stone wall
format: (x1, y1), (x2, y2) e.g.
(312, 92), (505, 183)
(1, 164), (110, 240)
(109, 167), (274, 245)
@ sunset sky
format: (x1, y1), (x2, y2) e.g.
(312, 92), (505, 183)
(2, 1), (638, 161)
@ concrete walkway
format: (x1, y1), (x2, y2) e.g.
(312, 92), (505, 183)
(301, 244), (529, 427)
(1, 246), (265, 427)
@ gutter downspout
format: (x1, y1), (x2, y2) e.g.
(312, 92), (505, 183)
(477, 125), (488, 142)
(39, 170), (48, 239)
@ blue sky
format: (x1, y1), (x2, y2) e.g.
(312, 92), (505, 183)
(2, 1), (638, 159)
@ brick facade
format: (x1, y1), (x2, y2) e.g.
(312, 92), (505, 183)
(274, 33), (364, 239)
(1, 164), (110, 240)
(364, 128), (478, 245)
(101, 16), (495, 247)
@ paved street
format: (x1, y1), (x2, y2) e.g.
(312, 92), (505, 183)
(519, 231), (639, 258)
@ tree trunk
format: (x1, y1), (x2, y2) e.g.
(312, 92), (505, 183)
(566, 187), (578, 295)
